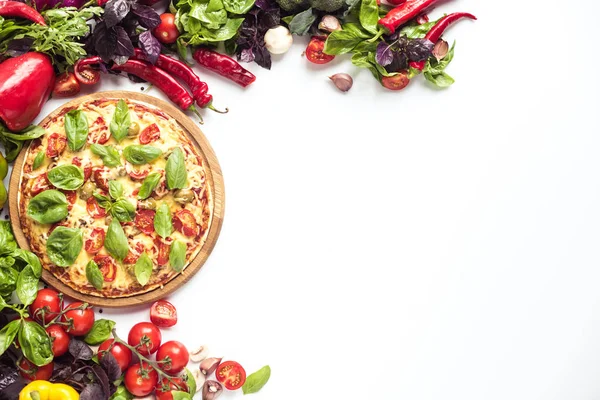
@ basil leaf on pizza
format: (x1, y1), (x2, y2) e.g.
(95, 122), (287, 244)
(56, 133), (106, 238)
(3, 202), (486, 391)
(27, 190), (68, 224)
(110, 99), (131, 143)
(123, 145), (162, 165)
(109, 180), (124, 200)
(32, 152), (45, 170)
(91, 144), (122, 167)
(93, 192), (112, 210)
(47, 164), (84, 190)
(169, 240), (187, 272)
(134, 252), (153, 286)
(138, 172), (161, 200)
(105, 219), (129, 261)
(154, 203), (173, 239)
(86, 260), (104, 290)
(65, 110), (89, 151)
(111, 199), (135, 222)
(46, 227), (83, 267)
(166, 148), (187, 189)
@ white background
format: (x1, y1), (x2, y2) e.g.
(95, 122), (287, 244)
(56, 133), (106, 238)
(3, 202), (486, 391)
(4, 0), (600, 398)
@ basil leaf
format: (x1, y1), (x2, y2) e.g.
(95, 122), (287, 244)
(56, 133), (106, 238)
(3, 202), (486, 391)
(138, 172), (161, 200)
(288, 8), (316, 35)
(93, 192), (113, 210)
(111, 385), (134, 400)
(91, 144), (122, 167)
(154, 203), (172, 239)
(123, 145), (162, 165)
(424, 70), (455, 87)
(105, 219), (128, 261)
(18, 320), (53, 367)
(359, 0), (379, 34)
(0, 125), (46, 141)
(65, 109), (89, 151)
(0, 221), (17, 255)
(222, 0), (255, 14)
(47, 164), (84, 190)
(47, 227), (83, 267)
(166, 148), (187, 189)
(169, 240), (187, 272)
(171, 391), (192, 400)
(16, 265), (38, 306)
(32, 151), (45, 170)
(399, 20), (437, 39)
(27, 190), (68, 224)
(242, 365), (271, 394)
(0, 320), (20, 356)
(0, 267), (18, 299)
(134, 252), (152, 286)
(324, 23), (371, 55)
(86, 259), (104, 290)
(83, 319), (115, 345)
(111, 199), (135, 222)
(184, 368), (196, 395)
(109, 180), (124, 200)
(12, 249), (42, 278)
(110, 99), (131, 143)
(423, 41), (455, 88)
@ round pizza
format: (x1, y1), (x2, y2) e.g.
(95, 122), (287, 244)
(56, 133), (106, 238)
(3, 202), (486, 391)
(17, 97), (213, 298)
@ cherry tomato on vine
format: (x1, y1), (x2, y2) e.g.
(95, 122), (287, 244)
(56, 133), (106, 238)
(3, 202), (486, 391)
(216, 361), (247, 390)
(124, 362), (158, 396)
(30, 288), (61, 324)
(52, 72), (80, 98)
(306, 37), (335, 65)
(18, 359), (54, 381)
(62, 301), (95, 336)
(155, 376), (189, 400)
(150, 300), (177, 328)
(128, 322), (162, 356)
(153, 13), (180, 45)
(46, 324), (70, 357)
(156, 341), (189, 375)
(98, 339), (133, 372)
(381, 73), (411, 91)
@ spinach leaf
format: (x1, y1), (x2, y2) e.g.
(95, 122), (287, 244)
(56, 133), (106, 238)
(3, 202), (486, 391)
(111, 199), (135, 222)
(32, 151), (45, 170)
(110, 99), (130, 143)
(83, 319), (115, 345)
(324, 23), (371, 55)
(27, 190), (68, 224)
(105, 219), (128, 261)
(134, 252), (152, 286)
(359, 0), (379, 34)
(166, 148), (187, 189)
(242, 365), (271, 394)
(0, 319), (20, 356)
(138, 172), (161, 200)
(47, 227), (83, 267)
(169, 240), (187, 272)
(222, 0), (255, 14)
(288, 8), (315, 35)
(18, 320), (53, 367)
(91, 144), (122, 167)
(86, 259), (104, 290)
(16, 265), (38, 306)
(123, 145), (162, 165)
(47, 164), (84, 190)
(0, 221), (17, 255)
(154, 203), (172, 239)
(65, 109), (89, 151)
(109, 180), (124, 200)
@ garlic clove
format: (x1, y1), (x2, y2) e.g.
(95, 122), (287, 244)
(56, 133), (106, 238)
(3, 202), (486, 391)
(329, 73), (353, 92)
(190, 345), (209, 362)
(264, 26), (293, 55)
(193, 368), (206, 392)
(200, 357), (222, 376)
(318, 15), (342, 33)
(432, 39), (449, 60)
(202, 380), (223, 400)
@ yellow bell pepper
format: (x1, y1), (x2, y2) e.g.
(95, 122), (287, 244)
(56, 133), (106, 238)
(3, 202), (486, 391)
(20, 380), (79, 400)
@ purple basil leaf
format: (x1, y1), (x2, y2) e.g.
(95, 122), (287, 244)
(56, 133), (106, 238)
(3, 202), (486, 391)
(386, 51), (408, 73)
(6, 38), (33, 57)
(80, 384), (106, 400)
(253, 44), (272, 70)
(100, 351), (121, 381)
(376, 41), (393, 67)
(131, 4), (161, 29)
(406, 38), (434, 62)
(255, 0), (271, 9)
(239, 47), (255, 63)
(93, 21), (117, 63)
(113, 25), (134, 57)
(139, 30), (161, 64)
(105, 0), (130, 28)
(69, 339), (93, 361)
(91, 364), (110, 397)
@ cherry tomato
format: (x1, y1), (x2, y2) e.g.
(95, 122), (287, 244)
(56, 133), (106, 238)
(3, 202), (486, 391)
(18, 359), (53, 381)
(216, 361), (247, 390)
(93, 255), (117, 282)
(74, 64), (100, 85)
(124, 362), (159, 397)
(46, 133), (67, 158)
(382, 73), (411, 91)
(63, 190), (77, 211)
(156, 341), (189, 375)
(135, 209), (155, 235)
(150, 300), (177, 328)
(46, 324), (70, 357)
(128, 168), (149, 180)
(173, 210), (198, 237)
(52, 72), (80, 98)
(62, 301), (95, 336)
(98, 339), (133, 372)
(153, 13), (180, 45)
(88, 116), (111, 145)
(92, 167), (110, 191)
(306, 37), (335, 65)
(30, 173), (54, 196)
(155, 238), (170, 267)
(30, 288), (61, 324)
(87, 196), (107, 218)
(155, 376), (189, 400)
(139, 123), (161, 144)
(72, 157), (92, 181)
(128, 322), (162, 356)
(85, 228), (105, 254)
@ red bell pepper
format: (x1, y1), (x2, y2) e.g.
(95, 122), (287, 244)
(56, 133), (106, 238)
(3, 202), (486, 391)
(0, 53), (55, 132)
(0, 1), (46, 25)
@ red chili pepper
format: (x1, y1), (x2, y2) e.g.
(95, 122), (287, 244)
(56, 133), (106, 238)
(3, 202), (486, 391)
(378, 0), (439, 33)
(0, 53), (55, 131)
(0, 1), (46, 25)
(192, 48), (256, 88)
(410, 12), (477, 71)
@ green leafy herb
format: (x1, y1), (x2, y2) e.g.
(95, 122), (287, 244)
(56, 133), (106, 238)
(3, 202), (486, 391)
(399, 19), (437, 39)
(47, 227), (83, 267)
(222, 0), (256, 14)
(83, 319), (115, 345)
(110, 99), (131, 143)
(111, 199), (135, 222)
(111, 386), (134, 400)
(0, 320), (20, 356)
(65, 110), (89, 151)
(137, 172), (161, 200)
(154, 203), (173, 239)
(91, 144), (122, 167)
(324, 23), (371, 55)
(12, 249), (42, 278)
(47, 164), (84, 190)
(166, 148), (187, 189)
(0, 222), (17, 255)
(86, 259), (104, 290)
(16, 265), (38, 306)
(359, 0), (379, 34)
(93, 192), (113, 210)
(423, 41), (456, 88)
(242, 365), (271, 394)
(123, 145), (162, 165)
(169, 240), (187, 272)
(18, 320), (53, 367)
(26, 190), (68, 224)
(184, 368), (196, 395)
(105, 219), (129, 261)
(170, 391), (192, 400)
(0, 125), (46, 142)
(134, 252), (153, 286)
(109, 180), (124, 200)
(288, 8), (316, 35)
(32, 151), (45, 170)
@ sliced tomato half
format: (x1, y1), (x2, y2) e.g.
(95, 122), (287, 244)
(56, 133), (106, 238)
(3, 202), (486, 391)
(85, 228), (105, 254)
(173, 209), (198, 237)
(46, 133), (67, 158)
(139, 123), (160, 144)
(135, 209), (156, 235)
(94, 255), (117, 282)
(87, 196), (107, 218)
(216, 361), (247, 390)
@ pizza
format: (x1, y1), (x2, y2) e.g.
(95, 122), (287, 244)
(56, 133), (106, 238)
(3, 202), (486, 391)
(17, 97), (213, 298)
